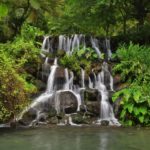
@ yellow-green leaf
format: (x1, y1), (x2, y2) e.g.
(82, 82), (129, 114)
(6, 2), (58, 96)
(30, 0), (40, 10)
(0, 4), (8, 19)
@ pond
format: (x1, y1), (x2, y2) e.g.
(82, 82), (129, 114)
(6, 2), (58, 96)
(0, 126), (149, 150)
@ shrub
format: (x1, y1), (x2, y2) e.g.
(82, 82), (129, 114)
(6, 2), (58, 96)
(112, 43), (150, 126)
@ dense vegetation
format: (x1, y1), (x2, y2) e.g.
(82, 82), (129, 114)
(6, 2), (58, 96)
(0, 0), (150, 126)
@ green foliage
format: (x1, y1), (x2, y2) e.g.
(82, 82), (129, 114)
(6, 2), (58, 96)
(113, 43), (150, 126)
(59, 47), (100, 74)
(0, 23), (43, 122)
(59, 54), (81, 74)
(112, 84), (150, 126)
(20, 23), (44, 41)
(113, 42), (150, 82)
(0, 4), (8, 19)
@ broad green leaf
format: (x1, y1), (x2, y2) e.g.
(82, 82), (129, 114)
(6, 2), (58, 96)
(148, 99), (150, 107)
(139, 116), (144, 123)
(30, 0), (40, 10)
(133, 107), (139, 116)
(0, 4), (8, 19)
(139, 107), (147, 115)
(125, 103), (134, 113)
(93, 53), (98, 58)
(133, 90), (141, 103)
(112, 91), (121, 102)
(77, 49), (84, 57)
(123, 89), (131, 102)
(128, 104), (134, 113)
(120, 109), (126, 118)
(127, 120), (133, 126)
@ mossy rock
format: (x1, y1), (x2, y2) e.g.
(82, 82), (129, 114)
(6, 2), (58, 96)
(72, 113), (90, 124)
(84, 89), (100, 102)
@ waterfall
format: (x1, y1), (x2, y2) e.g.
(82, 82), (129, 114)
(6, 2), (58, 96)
(71, 34), (80, 52)
(96, 62), (120, 126)
(105, 38), (112, 59)
(63, 69), (82, 112)
(64, 68), (70, 90)
(58, 35), (66, 51)
(46, 58), (58, 93)
(42, 57), (49, 77)
(18, 35), (120, 127)
(81, 69), (85, 88)
(17, 58), (58, 123)
(42, 36), (50, 53)
(91, 37), (101, 58)
(89, 77), (93, 89)
(41, 34), (114, 61)
(72, 86), (82, 112)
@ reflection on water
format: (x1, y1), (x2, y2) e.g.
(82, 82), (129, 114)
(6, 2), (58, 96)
(0, 127), (150, 150)
(99, 132), (109, 150)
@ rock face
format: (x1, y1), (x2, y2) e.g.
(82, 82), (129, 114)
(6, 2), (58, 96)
(84, 89), (100, 101)
(16, 57), (122, 127)
(18, 91), (78, 126)
(57, 91), (78, 114)
(84, 89), (101, 116)
(54, 67), (66, 90)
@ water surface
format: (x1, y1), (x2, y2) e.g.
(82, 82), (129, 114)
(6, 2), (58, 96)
(0, 127), (149, 150)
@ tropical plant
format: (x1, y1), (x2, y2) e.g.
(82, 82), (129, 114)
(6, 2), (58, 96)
(112, 43), (150, 126)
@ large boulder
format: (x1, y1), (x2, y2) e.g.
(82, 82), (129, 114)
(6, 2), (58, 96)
(57, 91), (78, 114)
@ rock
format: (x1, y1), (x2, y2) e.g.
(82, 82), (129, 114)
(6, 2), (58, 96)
(10, 121), (18, 128)
(48, 108), (57, 117)
(101, 120), (109, 126)
(72, 113), (90, 124)
(114, 74), (121, 85)
(56, 50), (66, 57)
(84, 89), (99, 102)
(58, 91), (78, 114)
(86, 101), (100, 116)
(48, 116), (58, 124)
(35, 80), (46, 91)
(54, 67), (66, 90)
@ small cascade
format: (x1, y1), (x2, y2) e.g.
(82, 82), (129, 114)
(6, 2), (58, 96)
(58, 35), (66, 51)
(81, 69), (85, 88)
(42, 57), (49, 78)
(42, 36), (50, 52)
(105, 38), (112, 60)
(41, 35), (114, 61)
(46, 58), (58, 92)
(88, 77), (93, 89)
(63, 69), (82, 112)
(96, 62), (120, 126)
(41, 34), (108, 58)
(17, 59), (58, 124)
(63, 68), (70, 90)
(91, 37), (101, 58)
(71, 34), (80, 52)
(73, 86), (82, 112)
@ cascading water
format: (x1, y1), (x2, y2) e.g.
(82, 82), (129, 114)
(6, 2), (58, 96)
(46, 58), (58, 92)
(81, 69), (85, 88)
(89, 62), (120, 126)
(89, 77), (93, 89)
(53, 34), (109, 57)
(105, 38), (112, 60)
(42, 36), (50, 53)
(17, 35), (120, 127)
(17, 58), (58, 125)
(91, 37), (101, 58)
